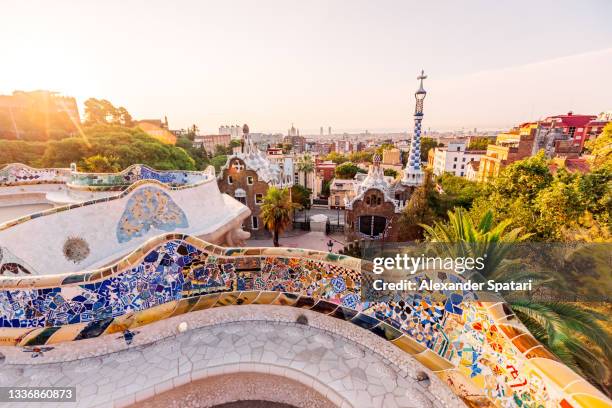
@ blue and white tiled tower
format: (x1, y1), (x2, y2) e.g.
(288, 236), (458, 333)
(402, 70), (427, 186)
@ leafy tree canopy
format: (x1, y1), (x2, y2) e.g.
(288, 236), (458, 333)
(38, 125), (195, 170)
(420, 137), (442, 162)
(468, 137), (492, 151)
(325, 151), (348, 165)
(84, 98), (133, 127)
(335, 162), (365, 179)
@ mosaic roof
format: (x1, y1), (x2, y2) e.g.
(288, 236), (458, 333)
(219, 135), (292, 186)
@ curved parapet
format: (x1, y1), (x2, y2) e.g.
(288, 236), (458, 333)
(0, 234), (608, 408)
(0, 176), (249, 276)
(68, 164), (214, 190)
(0, 163), (71, 186)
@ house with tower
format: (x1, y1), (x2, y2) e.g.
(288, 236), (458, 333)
(345, 71), (429, 242)
(217, 124), (294, 236)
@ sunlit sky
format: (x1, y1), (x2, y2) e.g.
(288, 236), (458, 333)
(1, 0), (611, 134)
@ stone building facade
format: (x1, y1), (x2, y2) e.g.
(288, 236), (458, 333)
(218, 125), (293, 237)
(345, 185), (403, 241)
(218, 156), (272, 235)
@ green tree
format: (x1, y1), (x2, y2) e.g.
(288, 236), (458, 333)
(291, 184), (311, 208)
(260, 187), (301, 246)
(84, 98), (133, 127)
(585, 122), (612, 170)
(210, 155), (228, 173)
(40, 125), (195, 170)
(81, 154), (121, 172)
(297, 154), (315, 189)
(400, 172), (439, 240)
(422, 209), (611, 392)
(321, 179), (331, 197)
(325, 151), (348, 165)
(467, 137), (492, 151)
(493, 151), (552, 201)
(335, 162), (364, 179)
(0, 140), (47, 166)
(348, 151), (373, 163)
(515, 301), (611, 393)
(436, 173), (483, 211)
(420, 137), (442, 162)
(214, 144), (230, 156)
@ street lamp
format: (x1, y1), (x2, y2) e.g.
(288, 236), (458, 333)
(327, 239), (334, 252)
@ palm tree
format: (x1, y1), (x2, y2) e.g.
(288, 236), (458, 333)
(422, 208), (611, 393)
(297, 154), (315, 190)
(421, 208), (532, 281)
(260, 187), (302, 246)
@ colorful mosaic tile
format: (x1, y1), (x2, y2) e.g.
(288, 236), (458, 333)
(116, 187), (189, 243)
(69, 164), (208, 188)
(0, 235), (608, 408)
(0, 163), (69, 186)
(0, 246), (36, 275)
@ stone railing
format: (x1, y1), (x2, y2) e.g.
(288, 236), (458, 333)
(0, 163), (71, 186)
(0, 234), (609, 408)
(68, 164), (212, 190)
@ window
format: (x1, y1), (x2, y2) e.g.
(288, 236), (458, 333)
(228, 176), (233, 184)
(255, 193), (263, 205)
(461, 165), (464, 169)
(247, 176), (254, 185)
(456, 147), (460, 151)
(377, 197), (382, 205)
(335, 196), (340, 206)
(365, 197), (371, 205)
(252, 216), (259, 229)
(453, 164), (456, 169)
(460, 172), (464, 176)
(470, 158), (474, 161)
(462, 158), (466, 162)
(453, 157), (457, 162)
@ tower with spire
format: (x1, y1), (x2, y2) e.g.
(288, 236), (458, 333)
(402, 70), (427, 186)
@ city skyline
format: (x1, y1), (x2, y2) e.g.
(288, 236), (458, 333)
(1, 0), (611, 133)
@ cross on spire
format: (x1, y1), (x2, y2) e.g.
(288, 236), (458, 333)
(417, 70), (427, 93)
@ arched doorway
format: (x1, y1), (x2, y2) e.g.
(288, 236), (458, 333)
(358, 215), (387, 238)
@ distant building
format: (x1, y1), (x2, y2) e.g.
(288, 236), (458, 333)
(328, 178), (359, 209)
(217, 126), (293, 236)
(219, 125), (243, 140)
(543, 112), (596, 150)
(477, 124), (537, 182)
(395, 140), (411, 152)
(313, 160), (337, 198)
(431, 141), (485, 177)
(465, 160), (480, 181)
(283, 124), (306, 153)
(194, 134), (231, 154)
(382, 148), (401, 166)
(136, 117), (176, 144)
(334, 140), (352, 154)
(312, 142), (334, 155)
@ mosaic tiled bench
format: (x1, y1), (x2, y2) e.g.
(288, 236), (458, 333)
(68, 164), (213, 190)
(0, 163), (71, 186)
(0, 234), (609, 408)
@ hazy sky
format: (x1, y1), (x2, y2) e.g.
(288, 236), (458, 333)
(1, 0), (611, 133)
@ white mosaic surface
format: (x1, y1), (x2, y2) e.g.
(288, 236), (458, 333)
(0, 306), (466, 408)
